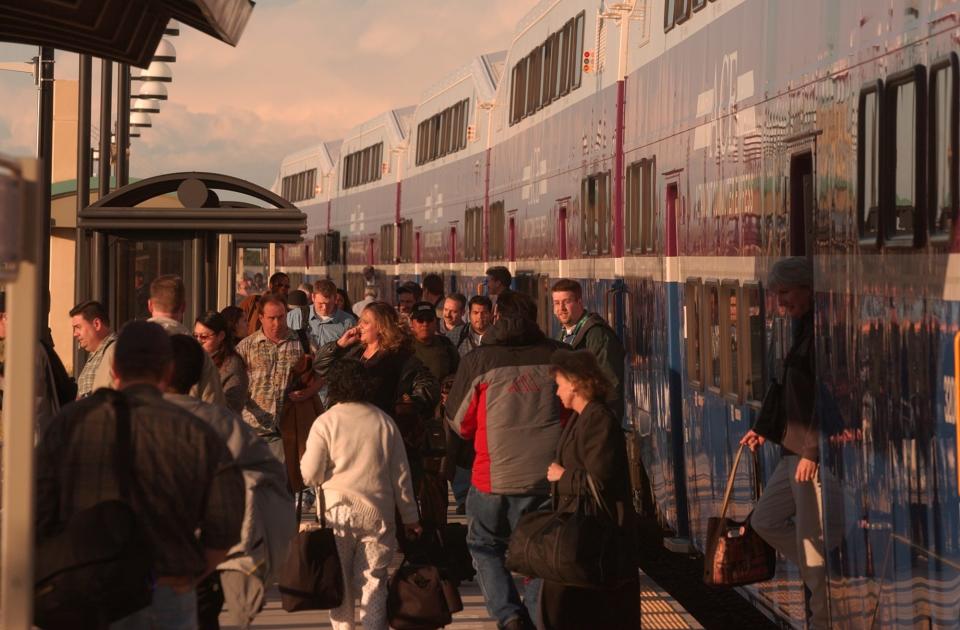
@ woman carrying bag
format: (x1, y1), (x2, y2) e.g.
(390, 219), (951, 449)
(300, 359), (423, 630)
(540, 350), (640, 630)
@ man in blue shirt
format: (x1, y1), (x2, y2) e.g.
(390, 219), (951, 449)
(287, 279), (356, 347)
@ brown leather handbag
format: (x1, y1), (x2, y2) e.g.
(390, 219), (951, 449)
(703, 444), (776, 586)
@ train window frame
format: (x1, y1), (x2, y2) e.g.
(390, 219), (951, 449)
(663, 0), (676, 32)
(703, 279), (721, 394)
(857, 80), (883, 247)
(883, 65), (927, 248)
(928, 53), (959, 246)
(599, 171), (611, 254)
(379, 223), (395, 264)
(526, 47), (543, 116)
(571, 13), (585, 91)
(684, 278), (703, 389)
(740, 282), (766, 407)
(489, 201), (506, 260)
(674, 0), (691, 25)
(719, 280), (741, 403)
(692, 0), (707, 11)
(625, 161), (641, 252)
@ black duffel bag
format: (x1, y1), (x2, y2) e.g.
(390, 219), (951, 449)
(278, 490), (344, 611)
(506, 474), (624, 589)
(34, 390), (155, 629)
(388, 558), (459, 629)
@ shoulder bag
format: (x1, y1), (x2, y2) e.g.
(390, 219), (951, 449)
(278, 490), (344, 611)
(387, 529), (462, 629)
(505, 473), (624, 589)
(34, 390), (155, 629)
(702, 444), (776, 586)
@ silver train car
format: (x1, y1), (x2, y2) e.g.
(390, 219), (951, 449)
(273, 0), (960, 626)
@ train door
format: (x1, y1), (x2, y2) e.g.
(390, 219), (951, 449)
(787, 142), (816, 257)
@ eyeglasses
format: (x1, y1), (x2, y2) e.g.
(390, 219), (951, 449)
(194, 332), (215, 342)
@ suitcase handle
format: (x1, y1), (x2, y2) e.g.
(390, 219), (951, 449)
(718, 444), (751, 521)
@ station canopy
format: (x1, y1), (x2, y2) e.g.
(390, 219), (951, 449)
(0, 0), (254, 67)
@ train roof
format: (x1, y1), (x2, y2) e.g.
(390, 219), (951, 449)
(417, 51), (506, 108)
(341, 106), (416, 149)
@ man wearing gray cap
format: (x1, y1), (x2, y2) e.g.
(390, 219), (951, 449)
(740, 257), (827, 629)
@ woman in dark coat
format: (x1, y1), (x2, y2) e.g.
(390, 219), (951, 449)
(314, 301), (439, 467)
(541, 349), (640, 630)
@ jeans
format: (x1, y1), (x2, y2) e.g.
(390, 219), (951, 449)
(110, 585), (198, 630)
(466, 487), (546, 627)
(452, 466), (472, 509)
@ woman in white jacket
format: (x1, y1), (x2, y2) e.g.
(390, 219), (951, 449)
(300, 358), (422, 630)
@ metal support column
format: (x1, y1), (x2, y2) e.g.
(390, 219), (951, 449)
(1, 157), (42, 629)
(74, 53), (93, 372)
(93, 59), (112, 302)
(116, 63), (130, 187)
(36, 46), (54, 337)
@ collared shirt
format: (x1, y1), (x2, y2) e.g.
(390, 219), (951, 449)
(235, 329), (307, 435)
(35, 385), (245, 577)
(288, 307), (355, 348)
(76, 332), (117, 398)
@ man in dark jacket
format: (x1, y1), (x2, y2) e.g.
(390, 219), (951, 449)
(550, 279), (626, 421)
(446, 291), (566, 630)
(741, 257), (827, 629)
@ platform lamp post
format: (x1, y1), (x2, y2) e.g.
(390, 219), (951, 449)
(124, 22), (177, 178)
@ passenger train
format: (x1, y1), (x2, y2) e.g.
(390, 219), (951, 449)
(272, 0), (960, 626)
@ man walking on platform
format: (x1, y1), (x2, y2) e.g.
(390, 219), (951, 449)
(287, 279), (356, 346)
(451, 295), (493, 357)
(35, 321), (245, 628)
(148, 274), (226, 406)
(440, 293), (467, 337)
(446, 291), (566, 630)
(239, 272), (291, 336)
(485, 266), (512, 301)
(551, 278), (626, 421)
(70, 300), (116, 398)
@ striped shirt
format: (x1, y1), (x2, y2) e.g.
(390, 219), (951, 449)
(76, 332), (117, 398)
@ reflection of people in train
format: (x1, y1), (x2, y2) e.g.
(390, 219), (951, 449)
(740, 257), (829, 629)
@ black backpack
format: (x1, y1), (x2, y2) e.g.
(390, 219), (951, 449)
(40, 339), (77, 407)
(34, 389), (154, 628)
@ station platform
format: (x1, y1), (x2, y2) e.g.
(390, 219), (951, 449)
(219, 495), (703, 629)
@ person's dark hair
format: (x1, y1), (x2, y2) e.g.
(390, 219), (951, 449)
(550, 278), (583, 300)
(313, 278), (337, 298)
(169, 334), (205, 394)
(337, 288), (352, 311)
(326, 359), (373, 405)
(447, 292), (467, 310)
(287, 289), (310, 307)
(69, 300), (111, 326)
(114, 321), (173, 383)
(220, 305), (244, 335)
(549, 349), (611, 402)
(422, 273), (444, 297)
(196, 310), (235, 350)
(494, 290), (536, 322)
(397, 281), (422, 300)
(257, 294), (288, 316)
(485, 266), (512, 287)
(268, 272), (290, 291)
(467, 295), (493, 312)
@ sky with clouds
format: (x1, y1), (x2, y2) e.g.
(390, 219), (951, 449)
(0, 0), (532, 188)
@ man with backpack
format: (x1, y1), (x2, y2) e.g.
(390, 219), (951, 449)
(34, 321), (245, 628)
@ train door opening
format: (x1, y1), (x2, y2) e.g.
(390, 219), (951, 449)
(789, 151), (814, 256)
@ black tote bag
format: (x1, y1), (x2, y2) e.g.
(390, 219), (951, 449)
(505, 474), (624, 589)
(278, 491), (344, 611)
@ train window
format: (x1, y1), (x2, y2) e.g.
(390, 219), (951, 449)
(741, 283), (765, 403)
(885, 66), (926, 245)
(489, 201), (506, 260)
(379, 223), (395, 263)
(692, 0), (706, 11)
(664, 0), (676, 32)
(930, 54), (959, 242)
(684, 279), (703, 387)
(464, 206), (482, 261)
(626, 161), (641, 251)
(599, 171), (611, 254)
(512, 57), (527, 124)
(674, 0), (691, 24)
(704, 281), (721, 391)
(571, 13), (585, 90)
(719, 281), (740, 401)
(559, 20), (573, 96)
(527, 48), (543, 115)
(581, 173), (608, 255)
(857, 81), (882, 244)
(399, 219), (414, 263)
(641, 157), (655, 253)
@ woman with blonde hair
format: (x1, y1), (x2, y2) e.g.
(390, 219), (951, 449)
(539, 349), (640, 630)
(315, 302), (439, 465)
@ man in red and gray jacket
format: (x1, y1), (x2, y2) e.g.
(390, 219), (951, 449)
(445, 291), (566, 630)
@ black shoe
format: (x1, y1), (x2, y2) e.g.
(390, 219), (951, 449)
(455, 503), (466, 515)
(500, 615), (534, 630)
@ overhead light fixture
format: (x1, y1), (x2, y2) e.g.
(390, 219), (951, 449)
(153, 38), (176, 63)
(131, 60), (172, 82)
(131, 98), (160, 113)
(164, 19), (180, 37)
(136, 81), (168, 100)
(129, 128), (141, 138)
(130, 112), (153, 128)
